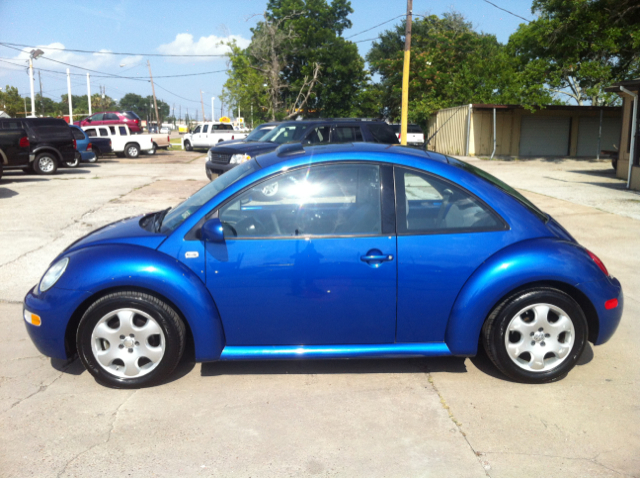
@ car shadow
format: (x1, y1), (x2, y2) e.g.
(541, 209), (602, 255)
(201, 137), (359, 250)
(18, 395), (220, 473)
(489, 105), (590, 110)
(0, 187), (19, 198)
(200, 356), (468, 377)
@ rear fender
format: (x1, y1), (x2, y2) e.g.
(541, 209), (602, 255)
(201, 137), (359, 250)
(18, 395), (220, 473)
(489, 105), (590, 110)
(445, 238), (605, 356)
(32, 146), (62, 163)
(56, 244), (225, 361)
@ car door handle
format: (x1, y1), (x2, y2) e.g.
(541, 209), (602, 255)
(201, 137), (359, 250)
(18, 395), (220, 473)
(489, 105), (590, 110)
(360, 254), (393, 262)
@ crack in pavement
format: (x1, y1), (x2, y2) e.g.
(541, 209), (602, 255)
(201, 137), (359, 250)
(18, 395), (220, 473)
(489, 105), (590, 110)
(426, 371), (491, 477)
(56, 390), (138, 478)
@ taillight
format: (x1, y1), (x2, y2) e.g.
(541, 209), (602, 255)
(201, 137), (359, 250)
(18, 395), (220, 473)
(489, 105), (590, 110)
(167, 136), (170, 142)
(73, 138), (77, 149)
(19, 136), (30, 148)
(87, 143), (92, 151)
(232, 135), (234, 140)
(587, 250), (609, 276)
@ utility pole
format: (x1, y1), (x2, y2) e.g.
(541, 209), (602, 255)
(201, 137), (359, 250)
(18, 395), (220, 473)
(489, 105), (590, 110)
(179, 105), (182, 123)
(86, 73), (92, 115)
(220, 98), (223, 119)
(38, 70), (44, 117)
(23, 96), (27, 118)
(66, 68), (73, 123)
(28, 57), (36, 117)
(400, 0), (413, 146)
(200, 90), (205, 122)
(147, 60), (160, 130)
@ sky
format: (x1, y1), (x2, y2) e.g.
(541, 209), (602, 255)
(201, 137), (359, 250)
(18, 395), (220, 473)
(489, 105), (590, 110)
(0, 0), (535, 119)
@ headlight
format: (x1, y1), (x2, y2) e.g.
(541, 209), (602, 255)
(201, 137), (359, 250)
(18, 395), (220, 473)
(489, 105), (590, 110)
(207, 149), (212, 161)
(230, 153), (251, 164)
(39, 257), (69, 292)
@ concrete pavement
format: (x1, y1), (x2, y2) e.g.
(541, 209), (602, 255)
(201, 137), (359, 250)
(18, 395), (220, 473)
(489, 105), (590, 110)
(0, 151), (638, 477)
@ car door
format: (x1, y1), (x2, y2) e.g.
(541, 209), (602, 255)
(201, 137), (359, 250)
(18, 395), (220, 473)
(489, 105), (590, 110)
(301, 124), (331, 145)
(201, 123), (210, 146)
(331, 124), (364, 143)
(191, 125), (202, 147)
(207, 162), (397, 346)
(394, 166), (511, 343)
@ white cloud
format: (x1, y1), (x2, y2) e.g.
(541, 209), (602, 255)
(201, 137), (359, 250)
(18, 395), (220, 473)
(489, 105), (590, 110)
(9, 42), (130, 73)
(157, 33), (250, 62)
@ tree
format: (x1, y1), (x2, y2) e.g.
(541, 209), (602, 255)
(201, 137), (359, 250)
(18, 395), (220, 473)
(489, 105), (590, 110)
(367, 12), (554, 125)
(508, 0), (640, 105)
(266, 0), (369, 117)
(118, 93), (169, 123)
(1, 85), (26, 117)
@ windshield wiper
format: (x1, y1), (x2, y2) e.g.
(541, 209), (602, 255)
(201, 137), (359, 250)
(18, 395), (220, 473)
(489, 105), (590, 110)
(154, 207), (171, 232)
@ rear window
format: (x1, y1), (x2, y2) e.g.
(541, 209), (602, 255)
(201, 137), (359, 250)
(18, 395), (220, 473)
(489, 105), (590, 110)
(71, 128), (85, 140)
(29, 120), (73, 140)
(1, 120), (23, 129)
(368, 123), (400, 144)
(85, 128), (97, 137)
(118, 126), (128, 135)
(447, 156), (548, 222)
(408, 124), (423, 134)
(123, 111), (139, 120)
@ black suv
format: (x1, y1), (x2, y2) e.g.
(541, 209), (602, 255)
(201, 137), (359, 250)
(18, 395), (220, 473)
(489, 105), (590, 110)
(0, 118), (76, 175)
(205, 119), (399, 180)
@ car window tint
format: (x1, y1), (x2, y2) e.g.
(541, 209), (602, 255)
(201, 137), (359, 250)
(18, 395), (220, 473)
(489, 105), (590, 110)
(99, 128), (109, 136)
(303, 125), (331, 145)
(104, 113), (118, 120)
(219, 164), (382, 238)
(408, 124), (423, 133)
(118, 126), (127, 135)
(1, 121), (23, 129)
(224, 124), (234, 130)
(193, 125), (201, 134)
(333, 126), (363, 143)
(85, 128), (97, 137)
(396, 167), (503, 234)
(71, 128), (85, 140)
(203, 125), (209, 133)
(368, 123), (399, 144)
(91, 114), (104, 121)
(109, 126), (116, 135)
(261, 124), (308, 144)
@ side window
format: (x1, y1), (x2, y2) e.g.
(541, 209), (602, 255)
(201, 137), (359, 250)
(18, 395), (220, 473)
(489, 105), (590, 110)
(203, 125), (209, 133)
(104, 113), (118, 120)
(99, 128), (109, 136)
(118, 126), (128, 136)
(303, 125), (331, 145)
(71, 129), (85, 140)
(224, 124), (233, 130)
(91, 114), (104, 121)
(219, 164), (382, 239)
(333, 126), (363, 143)
(193, 125), (201, 134)
(2, 121), (23, 129)
(395, 167), (504, 234)
(109, 126), (116, 135)
(85, 128), (97, 137)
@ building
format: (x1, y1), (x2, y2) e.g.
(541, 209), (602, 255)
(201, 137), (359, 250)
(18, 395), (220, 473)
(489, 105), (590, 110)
(605, 79), (639, 190)
(426, 104), (622, 159)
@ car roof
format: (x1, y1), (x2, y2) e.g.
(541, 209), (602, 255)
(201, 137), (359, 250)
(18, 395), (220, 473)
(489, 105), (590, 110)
(255, 142), (449, 169)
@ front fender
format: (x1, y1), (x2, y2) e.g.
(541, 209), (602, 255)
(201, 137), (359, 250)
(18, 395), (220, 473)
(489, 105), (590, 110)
(445, 238), (606, 356)
(56, 244), (225, 361)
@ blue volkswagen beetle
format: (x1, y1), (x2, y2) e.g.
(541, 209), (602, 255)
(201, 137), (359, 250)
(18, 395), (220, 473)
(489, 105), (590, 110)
(23, 143), (623, 388)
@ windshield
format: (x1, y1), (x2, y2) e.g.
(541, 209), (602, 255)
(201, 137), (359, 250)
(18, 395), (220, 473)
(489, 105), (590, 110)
(160, 159), (261, 233)
(260, 123), (309, 144)
(246, 124), (276, 141)
(447, 156), (548, 222)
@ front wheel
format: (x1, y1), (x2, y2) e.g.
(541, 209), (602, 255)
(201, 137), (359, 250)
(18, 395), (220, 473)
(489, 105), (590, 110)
(77, 291), (186, 388)
(482, 288), (587, 383)
(33, 152), (58, 175)
(184, 141), (192, 151)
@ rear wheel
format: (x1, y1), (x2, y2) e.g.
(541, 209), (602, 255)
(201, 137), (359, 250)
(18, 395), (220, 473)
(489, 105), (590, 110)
(77, 291), (186, 388)
(125, 143), (140, 158)
(64, 152), (81, 168)
(89, 147), (100, 162)
(482, 288), (587, 383)
(33, 152), (58, 175)
(184, 141), (192, 151)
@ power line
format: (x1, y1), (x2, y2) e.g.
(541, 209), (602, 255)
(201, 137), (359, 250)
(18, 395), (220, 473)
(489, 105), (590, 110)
(152, 81), (201, 104)
(0, 41), (228, 58)
(345, 14), (406, 39)
(482, 0), (532, 23)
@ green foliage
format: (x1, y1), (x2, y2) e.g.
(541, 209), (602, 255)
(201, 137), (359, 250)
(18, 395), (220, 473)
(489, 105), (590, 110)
(1, 85), (26, 117)
(118, 93), (170, 122)
(367, 12), (554, 126)
(508, 0), (640, 105)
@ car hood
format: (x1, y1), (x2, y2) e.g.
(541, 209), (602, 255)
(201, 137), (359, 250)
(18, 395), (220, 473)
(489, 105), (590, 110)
(64, 215), (166, 255)
(210, 141), (278, 157)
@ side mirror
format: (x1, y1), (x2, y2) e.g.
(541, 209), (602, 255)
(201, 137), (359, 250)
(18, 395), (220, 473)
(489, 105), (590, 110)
(202, 218), (225, 243)
(85, 118), (92, 122)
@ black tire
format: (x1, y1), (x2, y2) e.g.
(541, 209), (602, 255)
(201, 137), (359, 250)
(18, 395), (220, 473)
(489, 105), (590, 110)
(184, 140), (193, 151)
(77, 291), (186, 389)
(33, 152), (58, 175)
(88, 147), (99, 162)
(0, 163), (3, 181)
(612, 158), (618, 170)
(482, 287), (588, 383)
(64, 152), (81, 168)
(146, 143), (157, 155)
(124, 143), (140, 158)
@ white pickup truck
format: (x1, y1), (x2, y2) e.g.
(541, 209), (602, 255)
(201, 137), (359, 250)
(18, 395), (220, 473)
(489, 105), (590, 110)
(182, 122), (249, 151)
(83, 124), (154, 158)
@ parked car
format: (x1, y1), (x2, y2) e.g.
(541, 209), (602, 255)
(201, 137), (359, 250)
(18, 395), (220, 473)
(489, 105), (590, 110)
(390, 123), (425, 146)
(205, 119), (399, 179)
(147, 132), (171, 155)
(74, 111), (142, 133)
(83, 124), (153, 158)
(70, 125), (97, 164)
(0, 118), (76, 175)
(160, 126), (171, 134)
(22, 143), (623, 388)
(182, 122), (248, 151)
(215, 122), (280, 148)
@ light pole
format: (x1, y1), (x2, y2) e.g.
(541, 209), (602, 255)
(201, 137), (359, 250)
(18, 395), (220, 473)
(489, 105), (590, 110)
(28, 49), (44, 117)
(212, 97), (215, 122)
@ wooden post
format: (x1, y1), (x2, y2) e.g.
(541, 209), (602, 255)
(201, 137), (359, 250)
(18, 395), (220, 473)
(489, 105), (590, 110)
(400, 0), (413, 145)
(147, 61), (160, 130)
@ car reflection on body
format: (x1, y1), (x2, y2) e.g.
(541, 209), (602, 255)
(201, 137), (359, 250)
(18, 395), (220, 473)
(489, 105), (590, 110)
(23, 143), (623, 388)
